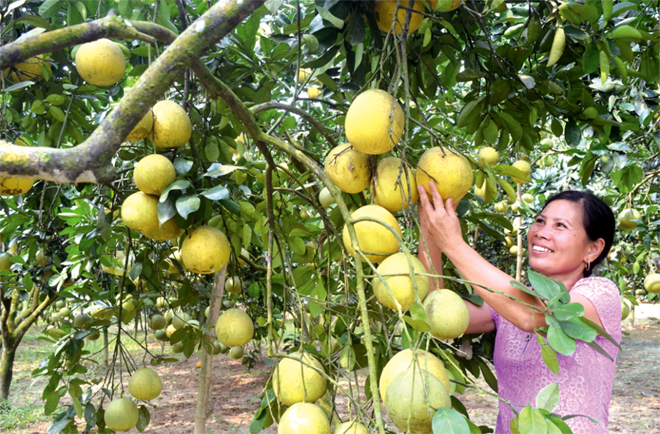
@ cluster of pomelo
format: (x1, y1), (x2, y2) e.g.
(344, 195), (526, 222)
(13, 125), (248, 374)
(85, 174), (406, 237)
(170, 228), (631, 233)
(104, 367), (163, 432)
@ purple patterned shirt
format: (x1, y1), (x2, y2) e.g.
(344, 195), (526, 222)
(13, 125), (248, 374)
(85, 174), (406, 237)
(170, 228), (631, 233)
(487, 277), (622, 434)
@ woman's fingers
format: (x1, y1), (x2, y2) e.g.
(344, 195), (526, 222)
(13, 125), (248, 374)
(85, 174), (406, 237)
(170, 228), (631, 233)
(428, 182), (447, 215)
(417, 185), (433, 212)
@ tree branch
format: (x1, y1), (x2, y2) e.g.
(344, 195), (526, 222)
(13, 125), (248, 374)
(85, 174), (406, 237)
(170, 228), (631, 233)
(0, 0), (264, 184)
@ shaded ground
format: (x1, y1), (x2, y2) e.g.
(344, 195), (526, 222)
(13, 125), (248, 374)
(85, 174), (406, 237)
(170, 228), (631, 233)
(5, 305), (660, 433)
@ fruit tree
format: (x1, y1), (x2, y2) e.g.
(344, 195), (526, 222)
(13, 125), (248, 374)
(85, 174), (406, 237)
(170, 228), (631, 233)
(0, 1), (658, 434)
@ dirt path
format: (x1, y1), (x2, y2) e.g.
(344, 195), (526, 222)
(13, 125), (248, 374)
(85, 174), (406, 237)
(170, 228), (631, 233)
(8, 305), (660, 434)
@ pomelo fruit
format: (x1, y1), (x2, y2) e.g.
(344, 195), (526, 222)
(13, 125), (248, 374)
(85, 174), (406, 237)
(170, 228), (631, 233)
(149, 314), (167, 330)
(319, 187), (336, 208)
(0, 177), (34, 196)
(152, 100), (192, 149)
(171, 312), (191, 330)
(342, 205), (401, 263)
(133, 154), (175, 196)
(345, 89), (404, 155)
(324, 144), (370, 194)
(0, 253), (12, 271)
(104, 397), (139, 432)
(307, 87), (322, 99)
(511, 160), (532, 183)
(125, 111), (154, 142)
(373, 252), (429, 312)
(621, 301), (630, 320)
(644, 273), (660, 294)
(423, 289), (470, 340)
(181, 226), (230, 274)
(75, 39), (126, 86)
(225, 276), (243, 294)
(374, 0), (425, 34)
(477, 147), (499, 166)
(4, 54), (50, 83)
(373, 157), (419, 212)
(379, 349), (450, 402)
(277, 403), (330, 434)
(273, 352), (327, 406)
(618, 209), (642, 231)
(143, 217), (184, 242)
(121, 192), (159, 233)
(385, 368), (451, 434)
(333, 421), (369, 434)
(229, 346), (244, 359)
(73, 314), (91, 329)
(431, 0), (463, 13)
(215, 308), (254, 347)
(128, 367), (162, 400)
(416, 148), (473, 204)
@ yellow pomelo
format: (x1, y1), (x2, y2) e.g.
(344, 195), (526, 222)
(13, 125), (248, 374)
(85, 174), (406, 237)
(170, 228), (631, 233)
(509, 245), (519, 256)
(215, 308), (254, 347)
(373, 253), (429, 312)
(104, 397), (139, 432)
(319, 187), (336, 208)
(345, 89), (404, 155)
(225, 276), (243, 294)
(166, 324), (177, 339)
(121, 192), (159, 233)
(4, 55), (50, 83)
(0, 177), (34, 196)
(180, 226), (230, 274)
(621, 301), (630, 320)
(298, 68), (312, 82)
(125, 111), (154, 142)
(373, 157), (419, 212)
(431, 0), (462, 12)
(342, 205), (402, 263)
(278, 403), (330, 434)
(143, 217), (184, 242)
(478, 147), (499, 166)
(416, 148), (473, 204)
(273, 352), (327, 406)
(134, 154), (176, 196)
(101, 251), (131, 276)
(379, 349), (450, 402)
(423, 289), (470, 340)
(374, 0), (425, 34)
(0, 253), (11, 271)
(171, 312), (191, 330)
(152, 100), (192, 149)
(644, 273), (660, 294)
(128, 367), (162, 400)
(324, 144), (370, 194)
(618, 209), (642, 231)
(149, 314), (167, 330)
(75, 39), (126, 86)
(385, 368), (451, 434)
(307, 87), (322, 99)
(333, 421), (368, 434)
(521, 193), (534, 204)
(511, 160), (532, 183)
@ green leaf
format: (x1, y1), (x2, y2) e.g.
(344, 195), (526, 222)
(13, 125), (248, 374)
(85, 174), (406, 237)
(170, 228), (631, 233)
(579, 155), (598, 186)
(517, 406), (548, 434)
(136, 405), (151, 432)
(583, 42), (600, 74)
(302, 46), (339, 69)
(402, 316), (431, 332)
(457, 98), (483, 128)
(220, 199), (241, 215)
(475, 356), (498, 393)
(39, 0), (61, 18)
(49, 106), (66, 122)
(173, 158), (193, 176)
(176, 195), (200, 220)
(527, 270), (568, 302)
(565, 119), (581, 146)
(541, 343), (559, 374)
(557, 317), (597, 342)
(546, 316), (577, 356)
(13, 14), (53, 31)
(5, 81), (34, 92)
(578, 317), (620, 348)
(202, 185), (230, 201)
(289, 236), (306, 255)
(204, 164), (244, 178)
(496, 112), (523, 142)
(157, 199), (177, 227)
(550, 302), (584, 321)
(510, 280), (542, 299)
(316, 6), (344, 29)
(160, 180), (190, 201)
(432, 407), (471, 433)
(536, 383), (560, 412)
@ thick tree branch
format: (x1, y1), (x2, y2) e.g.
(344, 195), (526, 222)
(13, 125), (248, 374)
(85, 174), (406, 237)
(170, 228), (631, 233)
(0, 0), (264, 184)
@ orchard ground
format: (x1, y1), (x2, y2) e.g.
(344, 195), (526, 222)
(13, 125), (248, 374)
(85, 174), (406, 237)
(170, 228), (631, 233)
(7, 305), (660, 434)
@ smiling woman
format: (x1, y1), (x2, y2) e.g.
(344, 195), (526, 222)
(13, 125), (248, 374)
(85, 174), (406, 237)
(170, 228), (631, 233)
(417, 186), (620, 434)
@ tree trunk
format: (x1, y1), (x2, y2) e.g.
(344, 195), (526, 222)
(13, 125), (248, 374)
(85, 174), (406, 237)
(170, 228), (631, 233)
(194, 268), (226, 434)
(0, 345), (16, 402)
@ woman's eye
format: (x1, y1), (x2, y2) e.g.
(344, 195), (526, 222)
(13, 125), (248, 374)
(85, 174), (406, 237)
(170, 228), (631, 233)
(535, 218), (544, 224)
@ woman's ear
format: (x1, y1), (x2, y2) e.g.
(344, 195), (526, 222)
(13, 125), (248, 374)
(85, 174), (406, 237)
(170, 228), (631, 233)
(588, 238), (606, 262)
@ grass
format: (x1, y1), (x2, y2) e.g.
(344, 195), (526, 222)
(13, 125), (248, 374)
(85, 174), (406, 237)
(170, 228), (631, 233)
(0, 401), (48, 431)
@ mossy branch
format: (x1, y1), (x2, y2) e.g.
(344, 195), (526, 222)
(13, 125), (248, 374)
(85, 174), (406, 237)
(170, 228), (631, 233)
(0, 0), (264, 184)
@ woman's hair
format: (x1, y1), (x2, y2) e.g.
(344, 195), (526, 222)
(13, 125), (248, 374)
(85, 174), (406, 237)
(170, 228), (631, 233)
(541, 190), (616, 277)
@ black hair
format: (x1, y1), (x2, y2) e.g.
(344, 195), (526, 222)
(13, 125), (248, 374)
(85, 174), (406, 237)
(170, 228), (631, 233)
(541, 190), (616, 278)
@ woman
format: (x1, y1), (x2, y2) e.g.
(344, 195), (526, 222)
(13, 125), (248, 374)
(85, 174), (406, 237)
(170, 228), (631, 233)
(417, 184), (621, 434)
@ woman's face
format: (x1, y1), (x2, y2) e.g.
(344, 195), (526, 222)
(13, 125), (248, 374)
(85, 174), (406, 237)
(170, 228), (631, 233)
(527, 199), (600, 283)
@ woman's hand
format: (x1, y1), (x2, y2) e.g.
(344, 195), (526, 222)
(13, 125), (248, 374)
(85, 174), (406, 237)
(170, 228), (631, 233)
(417, 182), (465, 254)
